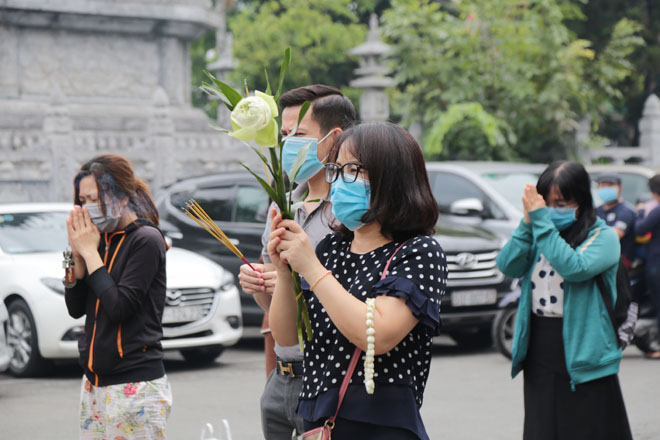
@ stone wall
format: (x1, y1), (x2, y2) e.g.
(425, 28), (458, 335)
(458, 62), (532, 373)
(0, 0), (249, 203)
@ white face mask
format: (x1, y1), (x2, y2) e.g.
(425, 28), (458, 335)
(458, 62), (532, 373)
(84, 202), (121, 233)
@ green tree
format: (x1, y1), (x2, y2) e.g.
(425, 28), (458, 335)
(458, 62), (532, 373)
(228, 0), (366, 93)
(382, 0), (644, 162)
(567, 0), (659, 147)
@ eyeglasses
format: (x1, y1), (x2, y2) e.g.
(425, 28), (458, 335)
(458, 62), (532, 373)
(324, 162), (367, 184)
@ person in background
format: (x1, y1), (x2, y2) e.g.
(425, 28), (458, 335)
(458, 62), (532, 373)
(496, 161), (632, 440)
(237, 84), (356, 439)
(65, 154), (172, 439)
(595, 172), (636, 268)
(268, 122), (446, 439)
(634, 174), (660, 359)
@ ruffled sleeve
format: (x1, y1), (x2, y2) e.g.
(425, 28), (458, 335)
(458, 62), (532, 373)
(373, 276), (442, 335)
(372, 235), (447, 335)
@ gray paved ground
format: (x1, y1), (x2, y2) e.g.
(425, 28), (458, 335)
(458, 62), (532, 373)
(0, 336), (657, 439)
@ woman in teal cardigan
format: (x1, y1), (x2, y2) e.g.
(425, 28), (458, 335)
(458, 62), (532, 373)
(496, 161), (632, 440)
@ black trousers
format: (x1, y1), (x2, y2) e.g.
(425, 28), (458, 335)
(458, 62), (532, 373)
(523, 315), (632, 440)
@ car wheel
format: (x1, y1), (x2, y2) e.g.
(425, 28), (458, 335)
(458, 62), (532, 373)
(492, 308), (517, 359)
(180, 345), (225, 364)
(448, 327), (493, 349)
(6, 299), (51, 377)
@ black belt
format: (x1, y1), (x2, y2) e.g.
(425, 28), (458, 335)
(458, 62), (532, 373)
(276, 359), (303, 378)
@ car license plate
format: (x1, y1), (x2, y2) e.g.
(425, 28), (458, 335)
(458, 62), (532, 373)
(162, 305), (207, 324)
(451, 289), (497, 307)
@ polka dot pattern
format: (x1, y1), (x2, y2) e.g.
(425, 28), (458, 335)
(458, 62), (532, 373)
(531, 254), (564, 317)
(301, 234), (447, 407)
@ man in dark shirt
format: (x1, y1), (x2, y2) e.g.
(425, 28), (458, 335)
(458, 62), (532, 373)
(595, 172), (637, 268)
(634, 174), (660, 359)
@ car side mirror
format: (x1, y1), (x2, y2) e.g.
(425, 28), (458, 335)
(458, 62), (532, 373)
(449, 198), (485, 217)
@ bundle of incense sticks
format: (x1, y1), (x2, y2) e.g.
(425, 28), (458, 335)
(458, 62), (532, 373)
(182, 200), (256, 271)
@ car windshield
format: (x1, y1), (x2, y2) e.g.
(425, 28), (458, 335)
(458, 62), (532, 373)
(0, 211), (68, 254)
(479, 172), (540, 208)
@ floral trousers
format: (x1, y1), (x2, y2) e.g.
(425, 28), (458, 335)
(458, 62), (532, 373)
(79, 375), (173, 440)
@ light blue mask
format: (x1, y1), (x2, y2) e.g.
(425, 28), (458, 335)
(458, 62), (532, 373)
(597, 187), (619, 204)
(330, 177), (370, 231)
(548, 207), (577, 231)
(282, 131), (333, 183)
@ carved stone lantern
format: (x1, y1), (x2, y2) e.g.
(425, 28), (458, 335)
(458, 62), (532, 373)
(349, 14), (394, 122)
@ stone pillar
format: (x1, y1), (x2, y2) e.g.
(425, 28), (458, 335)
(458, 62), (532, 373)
(640, 94), (660, 166)
(207, 31), (237, 129)
(149, 87), (177, 190)
(349, 14), (393, 122)
(45, 84), (75, 202)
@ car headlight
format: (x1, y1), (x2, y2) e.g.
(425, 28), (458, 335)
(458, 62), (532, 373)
(41, 277), (66, 295)
(219, 270), (235, 292)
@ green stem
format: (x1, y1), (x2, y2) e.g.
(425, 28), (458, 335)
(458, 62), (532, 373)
(291, 268), (313, 350)
(269, 141), (312, 346)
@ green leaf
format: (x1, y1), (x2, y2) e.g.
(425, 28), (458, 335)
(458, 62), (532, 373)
(264, 68), (272, 96)
(275, 47), (291, 103)
(208, 123), (230, 133)
(300, 295), (313, 341)
(240, 163), (281, 207)
(288, 101), (311, 137)
(288, 141), (312, 182)
(291, 201), (304, 212)
(297, 101), (311, 126)
(204, 70), (243, 109)
(200, 83), (232, 109)
(245, 143), (275, 177)
(270, 146), (290, 219)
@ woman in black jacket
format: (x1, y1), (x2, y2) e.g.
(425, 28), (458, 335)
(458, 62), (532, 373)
(65, 154), (171, 439)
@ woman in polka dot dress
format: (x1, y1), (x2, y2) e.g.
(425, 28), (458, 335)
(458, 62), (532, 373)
(496, 161), (633, 440)
(268, 122), (446, 439)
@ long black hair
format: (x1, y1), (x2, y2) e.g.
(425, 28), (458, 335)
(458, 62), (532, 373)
(329, 122), (438, 241)
(536, 161), (596, 248)
(74, 154), (159, 226)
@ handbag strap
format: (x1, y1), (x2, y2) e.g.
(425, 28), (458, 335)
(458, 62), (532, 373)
(595, 271), (620, 345)
(328, 240), (409, 424)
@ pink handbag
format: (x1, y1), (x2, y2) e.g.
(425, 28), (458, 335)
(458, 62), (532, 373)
(299, 241), (407, 440)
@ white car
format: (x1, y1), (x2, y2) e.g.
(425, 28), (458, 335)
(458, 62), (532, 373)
(0, 203), (243, 377)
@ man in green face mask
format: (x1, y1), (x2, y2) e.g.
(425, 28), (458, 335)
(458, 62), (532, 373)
(595, 172), (636, 268)
(237, 85), (356, 440)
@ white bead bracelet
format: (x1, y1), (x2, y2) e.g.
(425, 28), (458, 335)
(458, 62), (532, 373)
(364, 298), (376, 394)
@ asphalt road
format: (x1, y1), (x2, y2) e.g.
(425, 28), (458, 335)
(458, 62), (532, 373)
(0, 336), (658, 440)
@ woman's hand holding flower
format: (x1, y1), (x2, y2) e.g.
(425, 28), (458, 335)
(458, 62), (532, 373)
(267, 209), (322, 279)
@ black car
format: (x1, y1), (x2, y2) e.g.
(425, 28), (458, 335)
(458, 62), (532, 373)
(158, 171), (514, 347)
(157, 172), (269, 327)
(432, 221), (513, 347)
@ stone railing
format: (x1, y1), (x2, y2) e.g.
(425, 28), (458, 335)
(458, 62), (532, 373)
(583, 94), (660, 166)
(0, 129), (252, 203)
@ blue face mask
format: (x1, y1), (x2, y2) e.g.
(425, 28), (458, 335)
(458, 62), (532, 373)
(330, 177), (370, 231)
(597, 186), (619, 204)
(548, 207), (577, 231)
(282, 131), (333, 184)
